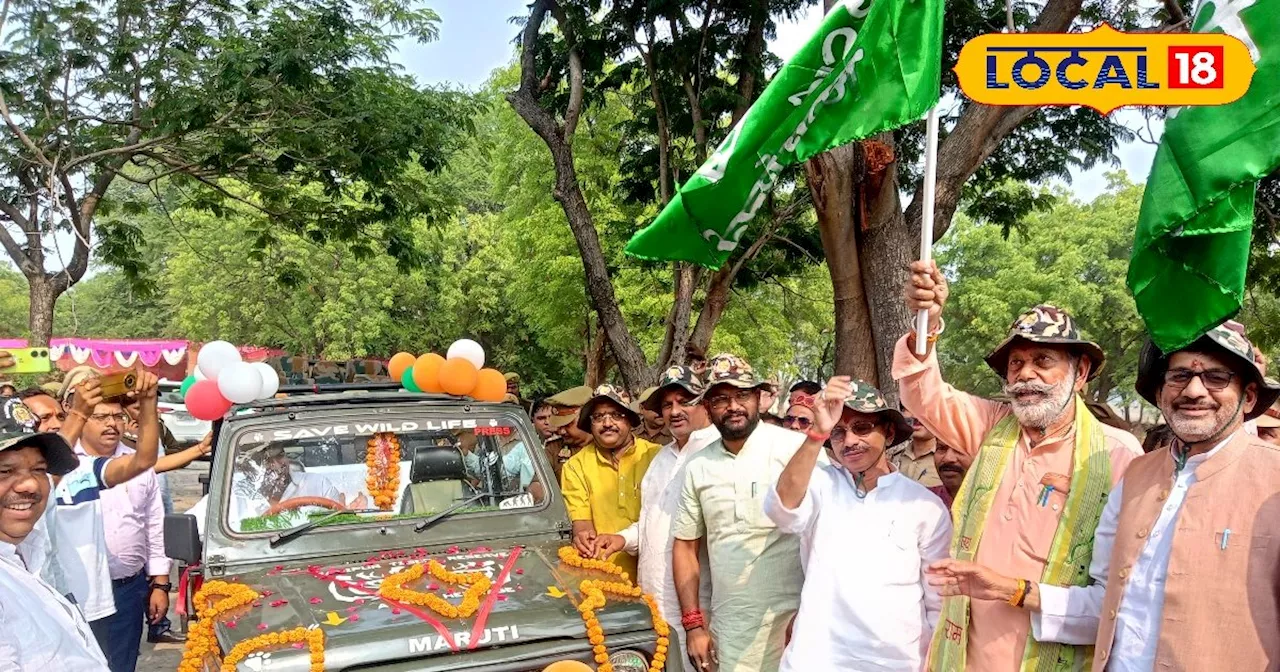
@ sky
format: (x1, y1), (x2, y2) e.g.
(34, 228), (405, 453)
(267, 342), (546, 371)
(394, 0), (1162, 203)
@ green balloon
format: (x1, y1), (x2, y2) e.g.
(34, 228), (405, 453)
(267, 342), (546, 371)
(402, 366), (422, 393)
(179, 375), (198, 398)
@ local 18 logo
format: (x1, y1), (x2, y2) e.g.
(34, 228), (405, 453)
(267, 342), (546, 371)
(954, 24), (1255, 114)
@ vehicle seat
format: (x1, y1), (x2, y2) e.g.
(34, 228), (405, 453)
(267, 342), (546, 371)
(401, 444), (469, 515)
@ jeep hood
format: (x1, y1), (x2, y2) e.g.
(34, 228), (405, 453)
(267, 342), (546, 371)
(210, 540), (655, 670)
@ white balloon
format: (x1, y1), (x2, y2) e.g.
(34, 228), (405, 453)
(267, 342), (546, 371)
(252, 362), (280, 399)
(217, 361), (263, 404)
(193, 368), (207, 381)
(197, 341), (242, 381)
(447, 339), (486, 369)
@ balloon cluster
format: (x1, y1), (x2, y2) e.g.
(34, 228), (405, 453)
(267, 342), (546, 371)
(388, 339), (507, 402)
(180, 341), (282, 421)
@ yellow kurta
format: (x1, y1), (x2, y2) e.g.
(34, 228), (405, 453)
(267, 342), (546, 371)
(560, 437), (660, 577)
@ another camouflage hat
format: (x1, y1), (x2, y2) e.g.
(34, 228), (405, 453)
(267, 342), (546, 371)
(59, 364), (102, 402)
(841, 380), (914, 446)
(702, 353), (772, 394)
(577, 384), (642, 432)
(985, 304), (1106, 381)
(642, 365), (705, 413)
(1136, 320), (1280, 421)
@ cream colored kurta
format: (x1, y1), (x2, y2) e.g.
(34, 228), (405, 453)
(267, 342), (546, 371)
(674, 422), (808, 672)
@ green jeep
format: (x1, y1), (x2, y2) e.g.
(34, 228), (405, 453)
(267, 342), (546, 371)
(166, 387), (678, 672)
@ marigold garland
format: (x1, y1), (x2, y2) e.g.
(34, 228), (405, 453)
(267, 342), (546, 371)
(378, 559), (493, 619)
(366, 432), (403, 509)
(178, 581), (326, 672)
(558, 547), (670, 672)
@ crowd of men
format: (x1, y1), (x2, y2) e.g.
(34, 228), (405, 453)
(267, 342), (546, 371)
(525, 260), (1280, 672)
(0, 362), (211, 671)
(3, 256), (1280, 672)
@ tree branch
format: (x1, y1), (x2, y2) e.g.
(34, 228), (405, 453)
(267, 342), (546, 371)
(550, 2), (584, 139)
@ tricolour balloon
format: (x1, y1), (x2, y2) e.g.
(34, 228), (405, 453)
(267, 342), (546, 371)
(402, 365), (423, 393)
(446, 339), (485, 370)
(178, 375), (198, 398)
(217, 361), (263, 404)
(186, 380), (233, 421)
(438, 358), (479, 396)
(412, 353), (445, 393)
(472, 368), (507, 402)
(196, 341), (241, 381)
(252, 362), (280, 398)
(388, 352), (416, 383)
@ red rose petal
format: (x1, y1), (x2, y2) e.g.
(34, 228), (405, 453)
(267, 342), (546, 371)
(309, 597), (323, 605)
(349, 614), (360, 621)
(257, 623), (268, 631)
(292, 642), (306, 649)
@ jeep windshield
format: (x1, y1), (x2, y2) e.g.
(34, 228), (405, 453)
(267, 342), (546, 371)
(221, 409), (550, 535)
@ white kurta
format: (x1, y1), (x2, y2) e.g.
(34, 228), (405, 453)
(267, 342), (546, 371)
(0, 536), (109, 670)
(618, 425), (719, 659)
(673, 422), (811, 672)
(765, 468), (952, 672)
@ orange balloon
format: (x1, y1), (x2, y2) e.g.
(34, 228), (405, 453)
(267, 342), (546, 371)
(438, 357), (479, 396)
(413, 353), (446, 393)
(388, 352), (416, 383)
(472, 368), (507, 402)
(543, 663), (593, 672)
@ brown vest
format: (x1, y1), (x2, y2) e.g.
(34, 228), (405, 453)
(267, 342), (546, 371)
(1093, 431), (1280, 671)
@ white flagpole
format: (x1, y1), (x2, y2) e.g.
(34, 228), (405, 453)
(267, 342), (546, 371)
(915, 106), (940, 356)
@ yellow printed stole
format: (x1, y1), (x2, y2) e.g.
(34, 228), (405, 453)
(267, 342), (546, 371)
(928, 396), (1110, 672)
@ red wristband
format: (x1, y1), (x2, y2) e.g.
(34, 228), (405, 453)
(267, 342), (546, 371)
(806, 429), (831, 443)
(681, 610), (706, 631)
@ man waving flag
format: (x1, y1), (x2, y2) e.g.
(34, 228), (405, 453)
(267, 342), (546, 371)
(624, 0), (945, 269)
(1128, 0), (1280, 351)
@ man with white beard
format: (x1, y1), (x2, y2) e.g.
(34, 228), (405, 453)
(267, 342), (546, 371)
(896, 260), (1141, 672)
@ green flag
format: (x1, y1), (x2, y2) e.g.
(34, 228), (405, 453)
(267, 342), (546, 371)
(624, 0), (944, 268)
(1128, 0), (1280, 351)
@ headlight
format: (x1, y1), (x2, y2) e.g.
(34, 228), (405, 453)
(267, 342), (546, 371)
(609, 649), (649, 672)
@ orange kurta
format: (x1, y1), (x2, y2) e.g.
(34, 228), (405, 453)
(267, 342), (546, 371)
(893, 335), (1141, 670)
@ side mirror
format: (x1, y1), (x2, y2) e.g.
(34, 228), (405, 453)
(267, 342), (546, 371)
(164, 513), (202, 564)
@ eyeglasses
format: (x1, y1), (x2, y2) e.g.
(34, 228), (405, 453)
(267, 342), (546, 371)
(89, 412), (129, 424)
(782, 415), (813, 430)
(590, 411), (629, 424)
(704, 389), (756, 410)
(1164, 368), (1236, 391)
(831, 421), (882, 443)
(660, 398), (699, 412)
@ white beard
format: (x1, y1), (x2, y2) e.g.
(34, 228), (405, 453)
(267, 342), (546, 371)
(1006, 365), (1078, 430)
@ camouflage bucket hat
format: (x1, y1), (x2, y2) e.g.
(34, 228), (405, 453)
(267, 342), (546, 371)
(642, 365), (705, 413)
(841, 380), (914, 446)
(703, 353), (772, 394)
(1136, 320), (1280, 421)
(577, 384), (642, 432)
(985, 304), (1106, 381)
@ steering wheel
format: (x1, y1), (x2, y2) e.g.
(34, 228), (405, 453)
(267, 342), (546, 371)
(263, 497), (348, 517)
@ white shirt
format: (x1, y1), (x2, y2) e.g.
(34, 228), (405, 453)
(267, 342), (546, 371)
(618, 426), (719, 647)
(52, 454), (116, 621)
(1032, 435), (1233, 670)
(765, 468), (952, 672)
(31, 477), (70, 597)
(190, 470), (342, 535)
(0, 537), (109, 670)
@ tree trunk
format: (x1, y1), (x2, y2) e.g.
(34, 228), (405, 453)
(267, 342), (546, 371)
(689, 266), (733, 354)
(27, 275), (58, 346)
(806, 142), (878, 383)
(857, 135), (915, 400)
(585, 323), (610, 387)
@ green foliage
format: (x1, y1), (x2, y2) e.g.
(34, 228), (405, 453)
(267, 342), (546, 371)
(0, 0), (478, 304)
(937, 173), (1146, 404)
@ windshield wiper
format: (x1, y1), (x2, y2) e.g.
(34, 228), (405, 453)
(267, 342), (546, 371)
(269, 508), (385, 547)
(413, 490), (525, 534)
